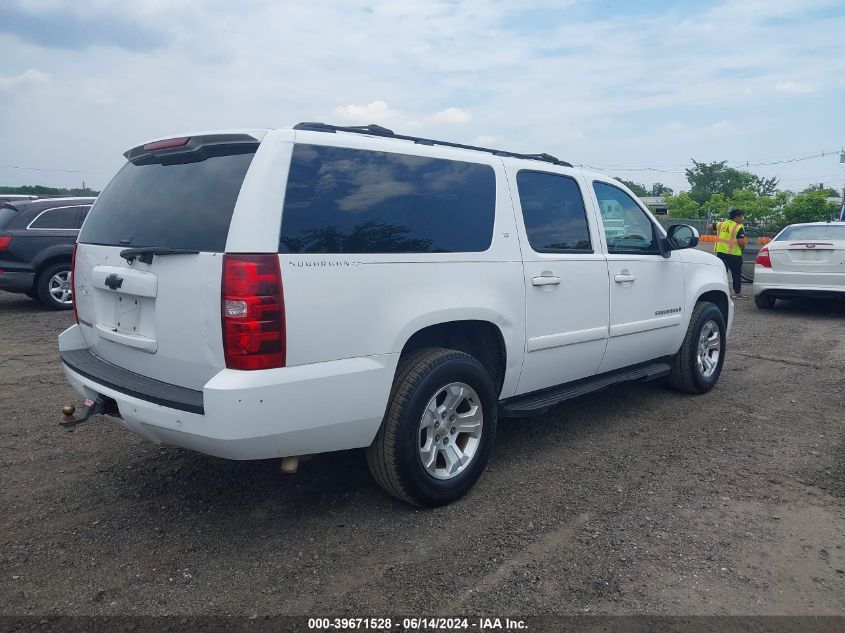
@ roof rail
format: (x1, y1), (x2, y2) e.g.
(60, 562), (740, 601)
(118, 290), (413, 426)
(293, 122), (573, 168)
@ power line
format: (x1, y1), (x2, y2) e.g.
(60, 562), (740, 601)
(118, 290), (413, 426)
(578, 146), (844, 173)
(735, 150), (843, 168)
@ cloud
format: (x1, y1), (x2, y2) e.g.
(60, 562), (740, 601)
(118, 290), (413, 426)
(331, 101), (400, 125)
(0, 0), (843, 196)
(708, 120), (731, 130)
(428, 107), (472, 125)
(774, 81), (816, 94)
(0, 68), (50, 92)
(0, 0), (170, 51)
(331, 101), (472, 128)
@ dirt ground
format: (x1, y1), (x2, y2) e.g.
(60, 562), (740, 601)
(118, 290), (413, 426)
(0, 290), (843, 617)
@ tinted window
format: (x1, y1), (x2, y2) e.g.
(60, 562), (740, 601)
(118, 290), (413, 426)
(30, 206), (80, 230)
(279, 144), (496, 254)
(516, 171), (592, 252)
(78, 205), (91, 228)
(79, 148), (255, 251)
(775, 224), (845, 241)
(0, 206), (17, 228)
(593, 182), (658, 254)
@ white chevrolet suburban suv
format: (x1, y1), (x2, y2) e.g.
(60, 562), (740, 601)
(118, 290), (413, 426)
(59, 123), (732, 506)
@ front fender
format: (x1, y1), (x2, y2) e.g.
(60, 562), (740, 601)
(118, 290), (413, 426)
(680, 260), (732, 344)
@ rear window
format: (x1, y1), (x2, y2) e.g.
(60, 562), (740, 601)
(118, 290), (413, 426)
(279, 144), (496, 254)
(775, 224), (845, 241)
(79, 147), (255, 251)
(0, 206), (17, 228)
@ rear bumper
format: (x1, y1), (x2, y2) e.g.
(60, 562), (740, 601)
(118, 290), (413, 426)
(0, 271), (35, 292)
(753, 267), (845, 298)
(752, 285), (845, 300)
(58, 324), (397, 460)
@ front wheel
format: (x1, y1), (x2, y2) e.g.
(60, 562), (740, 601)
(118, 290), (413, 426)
(366, 348), (497, 506)
(668, 301), (726, 394)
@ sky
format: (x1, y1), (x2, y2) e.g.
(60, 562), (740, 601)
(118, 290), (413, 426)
(1, 0), (844, 194)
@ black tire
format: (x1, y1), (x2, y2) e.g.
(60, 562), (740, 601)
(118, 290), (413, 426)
(35, 262), (74, 311)
(668, 301), (726, 394)
(754, 294), (776, 309)
(366, 347), (497, 507)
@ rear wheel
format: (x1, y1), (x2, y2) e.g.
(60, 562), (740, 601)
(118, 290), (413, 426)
(366, 348), (497, 506)
(36, 262), (74, 311)
(668, 301), (726, 394)
(754, 294), (776, 309)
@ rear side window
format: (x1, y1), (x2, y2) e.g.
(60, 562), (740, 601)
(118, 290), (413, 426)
(79, 147), (255, 251)
(279, 144), (496, 254)
(30, 206), (80, 230)
(516, 171), (592, 252)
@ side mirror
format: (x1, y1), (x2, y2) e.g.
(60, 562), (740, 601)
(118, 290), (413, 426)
(667, 224), (700, 250)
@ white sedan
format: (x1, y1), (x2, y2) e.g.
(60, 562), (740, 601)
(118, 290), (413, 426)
(753, 222), (845, 308)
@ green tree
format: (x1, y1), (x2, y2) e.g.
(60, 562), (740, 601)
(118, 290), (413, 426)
(650, 182), (673, 196)
(685, 160), (778, 204)
(665, 192), (702, 219)
(800, 184), (838, 196)
(613, 177), (648, 196)
(701, 192), (731, 219)
(723, 189), (789, 235)
(781, 190), (840, 226)
(0, 184), (99, 196)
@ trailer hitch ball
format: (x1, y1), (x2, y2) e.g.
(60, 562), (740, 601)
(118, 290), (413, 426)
(59, 397), (104, 430)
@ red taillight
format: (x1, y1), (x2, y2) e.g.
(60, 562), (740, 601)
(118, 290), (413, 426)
(71, 244), (78, 323)
(221, 254), (285, 370)
(0, 236), (12, 251)
(755, 247), (772, 268)
(143, 137), (190, 151)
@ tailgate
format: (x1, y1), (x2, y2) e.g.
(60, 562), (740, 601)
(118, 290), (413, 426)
(74, 245), (224, 390)
(73, 134), (260, 391)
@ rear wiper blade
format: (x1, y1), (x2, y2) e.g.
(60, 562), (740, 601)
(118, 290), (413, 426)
(119, 247), (199, 265)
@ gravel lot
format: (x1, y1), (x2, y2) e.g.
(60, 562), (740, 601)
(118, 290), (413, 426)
(1, 290), (843, 616)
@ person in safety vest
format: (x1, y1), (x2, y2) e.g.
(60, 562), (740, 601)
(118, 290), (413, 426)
(714, 209), (747, 298)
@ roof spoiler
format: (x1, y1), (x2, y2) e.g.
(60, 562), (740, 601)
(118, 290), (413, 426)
(124, 133), (260, 163)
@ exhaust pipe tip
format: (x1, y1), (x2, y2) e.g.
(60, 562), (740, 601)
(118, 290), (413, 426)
(280, 456), (299, 474)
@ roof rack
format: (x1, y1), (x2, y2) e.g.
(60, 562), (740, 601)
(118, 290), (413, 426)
(293, 122), (573, 168)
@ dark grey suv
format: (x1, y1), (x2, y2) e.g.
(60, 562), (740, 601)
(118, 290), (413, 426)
(0, 197), (95, 309)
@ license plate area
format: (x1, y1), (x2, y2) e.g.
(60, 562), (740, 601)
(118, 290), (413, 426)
(800, 250), (824, 261)
(114, 294), (142, 335)
(90, 266), (158, 352)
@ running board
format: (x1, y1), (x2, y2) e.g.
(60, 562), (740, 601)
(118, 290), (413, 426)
(500, 361), (672, 417)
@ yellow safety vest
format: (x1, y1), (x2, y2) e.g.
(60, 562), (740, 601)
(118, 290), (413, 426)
(714, 220), (743, 256)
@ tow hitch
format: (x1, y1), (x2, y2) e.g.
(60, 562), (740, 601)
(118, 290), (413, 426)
(60, 396), (117, 430)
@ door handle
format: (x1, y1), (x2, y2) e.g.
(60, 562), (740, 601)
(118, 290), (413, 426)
(614, 272), (637, 283)
(532, 275), (561, 287)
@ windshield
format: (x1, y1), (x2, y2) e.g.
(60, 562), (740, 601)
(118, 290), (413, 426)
(79, 146), (256, 251)
(775, 224), (845, 241)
